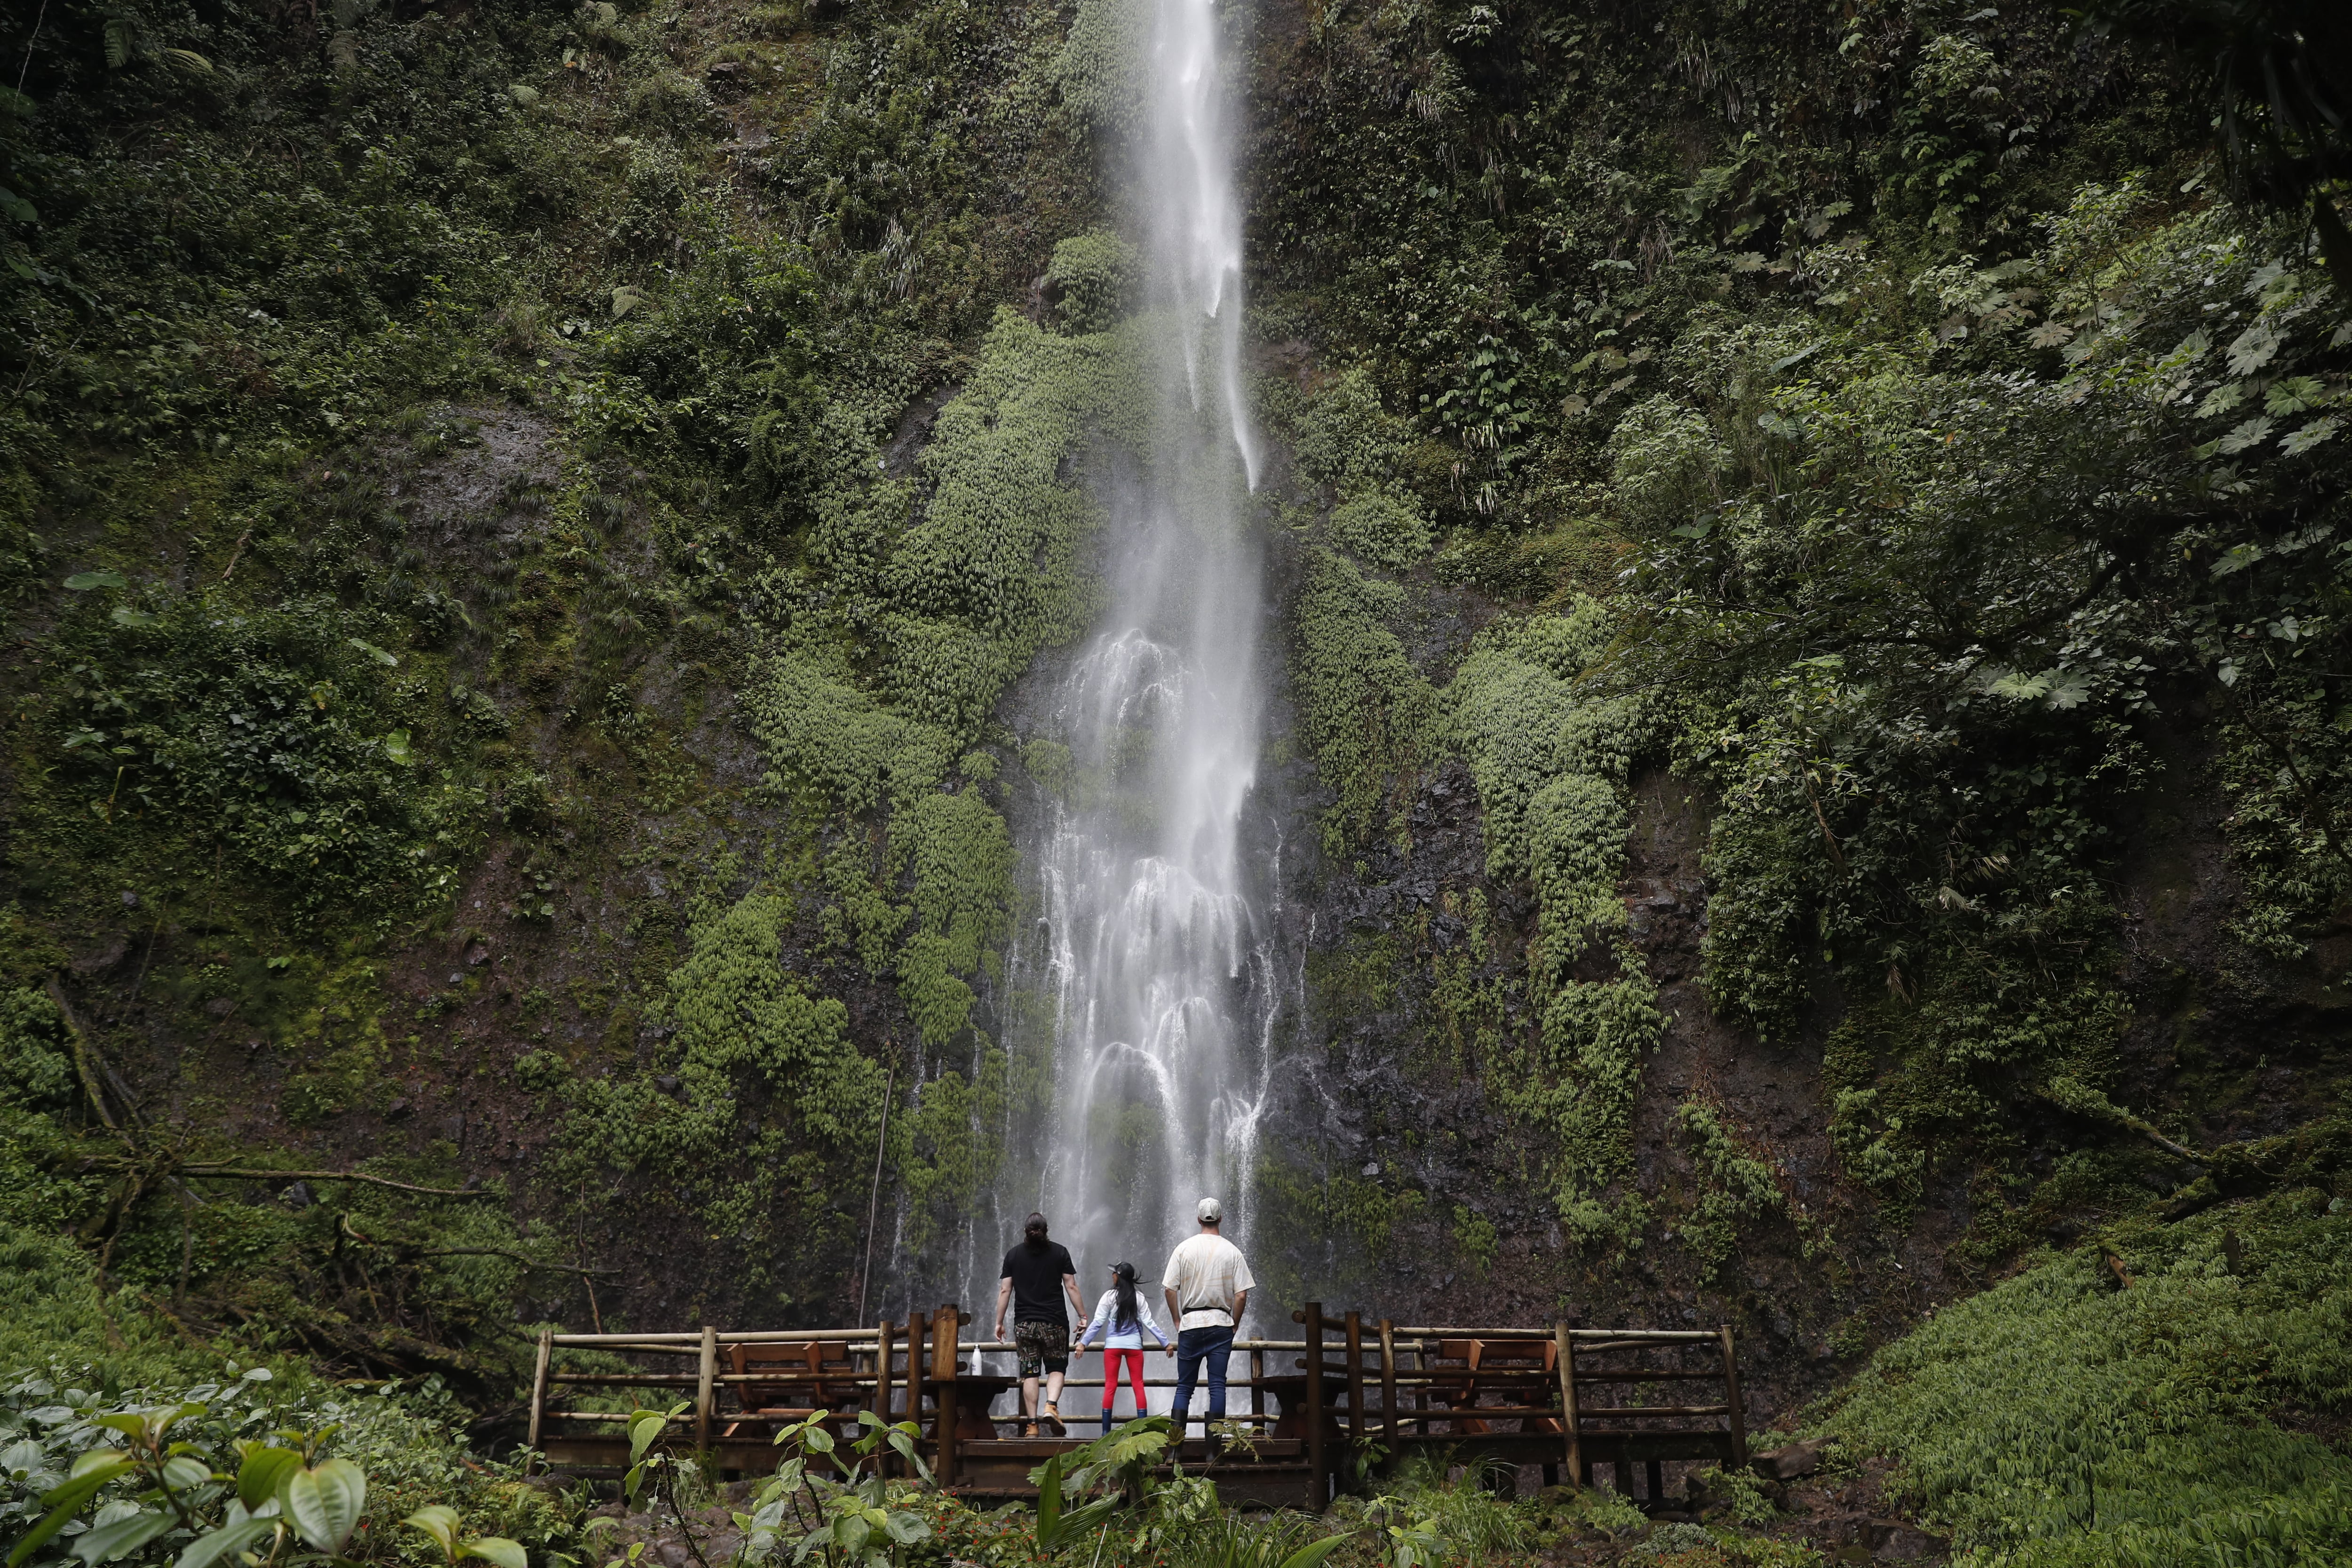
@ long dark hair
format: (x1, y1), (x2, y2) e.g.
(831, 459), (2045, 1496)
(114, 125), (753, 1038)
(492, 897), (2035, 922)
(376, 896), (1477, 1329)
(1111, 1261), (1138, 1329)
(1024, 1212), (1049, 1251)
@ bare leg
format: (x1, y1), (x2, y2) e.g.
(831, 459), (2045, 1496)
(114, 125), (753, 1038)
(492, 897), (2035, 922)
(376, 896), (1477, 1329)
(1045, 1368), (1067, 1410)
(1020, 1374), (1040, 1419)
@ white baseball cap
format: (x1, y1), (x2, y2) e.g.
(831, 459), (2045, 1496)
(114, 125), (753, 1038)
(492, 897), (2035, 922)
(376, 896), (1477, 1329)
(1196, 1197), (1224, 1223)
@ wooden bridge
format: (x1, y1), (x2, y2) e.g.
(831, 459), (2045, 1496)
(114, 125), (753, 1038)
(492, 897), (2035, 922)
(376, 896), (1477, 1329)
(526, 1304), (1748, 1511)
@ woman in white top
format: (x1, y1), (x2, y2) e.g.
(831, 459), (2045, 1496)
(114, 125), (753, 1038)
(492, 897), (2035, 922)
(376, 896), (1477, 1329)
(1072, 1260), (1172, 1433)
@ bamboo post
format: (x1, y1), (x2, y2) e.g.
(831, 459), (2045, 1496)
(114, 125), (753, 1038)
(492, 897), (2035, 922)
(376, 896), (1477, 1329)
(1250, 1345), (1264, 1433)
(695, 1326), (717, 1452)
(1302, 1302), (1326, 1510)
(1718, 1324), (1747, 1468)
(932, 1305), (960, 1380)
(907, 1309), (928, 1448)
(1344, 1311), (1365, 1456)
(874, 1318), (896, 1478)
(933, 1305), (961, 1492)
(1378, 1320), (1398, 1469)
(527, 1326), (552, 1460)
(1554, 1319), (1580, 1488)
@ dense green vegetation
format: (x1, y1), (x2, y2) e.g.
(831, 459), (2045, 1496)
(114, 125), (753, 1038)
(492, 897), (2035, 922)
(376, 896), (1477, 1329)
(1, 0), (2349, 1560)
(0, 0), (1130, 1337)
(1252, 0), (2352, 1306)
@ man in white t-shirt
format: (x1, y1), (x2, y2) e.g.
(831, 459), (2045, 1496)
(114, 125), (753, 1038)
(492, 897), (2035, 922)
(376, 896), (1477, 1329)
(1161, 1197), (1255, 1445)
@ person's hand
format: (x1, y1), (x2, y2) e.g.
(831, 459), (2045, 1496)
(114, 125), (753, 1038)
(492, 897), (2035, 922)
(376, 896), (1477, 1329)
(993, 1321), (1005, 1341)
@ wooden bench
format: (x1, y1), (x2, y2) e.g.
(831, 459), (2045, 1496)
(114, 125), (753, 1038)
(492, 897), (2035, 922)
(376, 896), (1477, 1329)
(1409, 1337), (1565, 1437)
(722, 1340), (862, 1439)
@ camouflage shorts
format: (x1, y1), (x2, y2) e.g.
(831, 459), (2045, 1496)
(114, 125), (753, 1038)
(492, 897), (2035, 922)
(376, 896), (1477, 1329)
(1013, 1319), (1069, 1378)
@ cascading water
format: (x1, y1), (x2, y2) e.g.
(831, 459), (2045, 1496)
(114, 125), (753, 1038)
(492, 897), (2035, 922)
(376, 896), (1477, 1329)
(969, 0), (1279, 1382)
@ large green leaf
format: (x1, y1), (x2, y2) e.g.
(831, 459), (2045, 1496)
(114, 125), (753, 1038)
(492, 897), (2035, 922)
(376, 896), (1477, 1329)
(403, 1505), (462, 1557)
(460, 1538), (526, 1568)
(174, 1516), (275, 1568)
(64, 1453), (136, 1487)
(71, 1509), (172, 1565)
(235, 1449), (300, 1512)
(284, 1459), (366, 1552)
(627, 1411), (668, 1464)
(158, 1457), (211, 1494)
(1033, 1454), (1062, 1546)
(9, 1458), (136, 1568)
(1274, 1536), (1354, 1568)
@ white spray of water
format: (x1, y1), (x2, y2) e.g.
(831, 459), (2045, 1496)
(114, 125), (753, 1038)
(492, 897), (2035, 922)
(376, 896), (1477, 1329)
(1147, 0), (1258, 489)
(980, 0), (1275, 1375)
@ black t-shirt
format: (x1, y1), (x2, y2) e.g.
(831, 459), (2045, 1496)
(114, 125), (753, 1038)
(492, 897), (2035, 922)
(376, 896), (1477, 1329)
(1001, 1241), (1077, 1323)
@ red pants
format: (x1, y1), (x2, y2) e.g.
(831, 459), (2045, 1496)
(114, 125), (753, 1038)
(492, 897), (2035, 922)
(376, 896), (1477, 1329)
(1100, 1348), (1147, 1417)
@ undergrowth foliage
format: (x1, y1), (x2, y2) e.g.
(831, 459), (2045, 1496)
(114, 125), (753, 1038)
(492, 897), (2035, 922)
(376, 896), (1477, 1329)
(1, 1368), (566, 1568)
(1811, 1187), (2352, 1565)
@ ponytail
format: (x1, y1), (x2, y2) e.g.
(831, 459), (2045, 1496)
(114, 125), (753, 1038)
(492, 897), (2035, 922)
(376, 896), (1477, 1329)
(1111, 1261), (1138, 1330)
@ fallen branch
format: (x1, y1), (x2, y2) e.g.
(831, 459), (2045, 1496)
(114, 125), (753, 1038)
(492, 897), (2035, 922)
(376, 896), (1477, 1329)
(180, 1166), (496, 1200)
(409, 1246), (619, 1276)
(2039, 1077), (2203, 1164)
(338, 1217), (612, 1275)
(46, 976), (135, 1147)
(219, 525), (254, 582)
(2122, 1119), (2201, 1165)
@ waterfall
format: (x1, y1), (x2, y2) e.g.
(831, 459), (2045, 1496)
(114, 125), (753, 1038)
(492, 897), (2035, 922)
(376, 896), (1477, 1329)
(972, 0), (1276, 1377)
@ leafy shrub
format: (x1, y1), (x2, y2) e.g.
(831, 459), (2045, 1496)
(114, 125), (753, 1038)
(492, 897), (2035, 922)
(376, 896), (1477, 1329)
(1291, 548), (1436, 855)
(1811, 1190), (2352, 1562)
(1043, 231), (1138, 334)
(0, 991), (72, 1110)
(624, 71), (717, 136)
(1328, 489), (1432, 573)
(512, 1051), (568, 1093)
(40, 597), (464, 921)
(554, 891), (883, 1295)
(0, 1227), (204, 1391)
(0, 1368), (565, 1568)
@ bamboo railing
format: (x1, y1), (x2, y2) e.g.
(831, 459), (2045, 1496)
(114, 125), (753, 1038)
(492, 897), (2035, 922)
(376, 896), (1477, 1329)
(523, 1304), (1746, 1510)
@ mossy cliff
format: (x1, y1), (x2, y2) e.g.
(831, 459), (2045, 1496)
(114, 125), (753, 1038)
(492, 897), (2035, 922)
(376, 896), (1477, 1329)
(1, 0), (2350, 1557)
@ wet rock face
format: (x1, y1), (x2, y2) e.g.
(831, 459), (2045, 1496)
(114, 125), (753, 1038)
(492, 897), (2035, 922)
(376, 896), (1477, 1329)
(1240, 515), (1982, 1430)
(1252, 672), (2338, 1444)
(1258, 749), (1888, 1428)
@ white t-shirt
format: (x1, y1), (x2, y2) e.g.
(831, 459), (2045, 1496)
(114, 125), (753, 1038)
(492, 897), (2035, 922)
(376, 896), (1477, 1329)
(1161, 1233), (1255, 1330)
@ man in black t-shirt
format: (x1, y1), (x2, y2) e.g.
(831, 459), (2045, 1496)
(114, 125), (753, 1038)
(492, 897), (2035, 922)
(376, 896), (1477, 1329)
(993, 1211), (1087, 1436)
